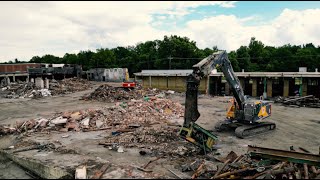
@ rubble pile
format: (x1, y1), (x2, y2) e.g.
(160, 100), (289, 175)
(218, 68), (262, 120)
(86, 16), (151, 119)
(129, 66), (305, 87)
(0, 97), (184, 135)
(50, 78), (91, 95)
(275, 95), (320, 108)
(82, 84), (143, 102)
(82, 84), (170, 102)
(1, 78), (91, 99)
(181, 147), (320, 179)
(100, 125), (198, 157)
(3, 82), (51, 99)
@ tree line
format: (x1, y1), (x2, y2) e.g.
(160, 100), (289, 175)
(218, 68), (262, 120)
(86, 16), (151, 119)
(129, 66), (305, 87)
(2, 35), (320, 75)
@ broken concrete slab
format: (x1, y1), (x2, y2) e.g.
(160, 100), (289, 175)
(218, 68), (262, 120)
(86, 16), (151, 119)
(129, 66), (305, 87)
(75, 165), (87, 179)
(50, 116), (67, 125)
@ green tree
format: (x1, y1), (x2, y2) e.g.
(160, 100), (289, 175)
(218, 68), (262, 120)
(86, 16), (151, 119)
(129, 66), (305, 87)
(30, 56), (42, 63)
(91, 48), (116, 68)
(248, 37), (264, 71)
(236, 46), (251, 71)
(77, 50), (94, 71)
(62, 53), (78, 64)
(228, 51), (240, 72)
(41, 54), (61, 64)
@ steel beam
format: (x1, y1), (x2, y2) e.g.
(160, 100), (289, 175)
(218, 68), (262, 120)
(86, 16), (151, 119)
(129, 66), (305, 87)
(248, 145), (320, 166)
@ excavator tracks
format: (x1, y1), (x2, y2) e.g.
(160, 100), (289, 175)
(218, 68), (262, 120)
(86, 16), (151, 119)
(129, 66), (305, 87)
(235, 122), (276, 139)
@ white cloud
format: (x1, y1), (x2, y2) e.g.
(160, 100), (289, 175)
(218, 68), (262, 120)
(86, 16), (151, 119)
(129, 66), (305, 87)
(0, 1), (320, 63)
(0, 1), (238, 61)
(175, 8), (320, 51)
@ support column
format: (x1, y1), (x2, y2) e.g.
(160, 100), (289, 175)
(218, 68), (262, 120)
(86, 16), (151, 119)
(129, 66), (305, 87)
(45, 78), (49, 89)
(252, 79), (257, 97)
(225, 82), (230, 95)
(206, 76), (209, 95)
(240, 78), (245, 92)
(35, 77), (44, 89)
(302, 78), (307, 96)
(13, 74), (16, 82)
(6, 76), (10, 85)
(149, 75), (151, 88)
(267, 78), (273, 98)
(283, 79), (289, 97)
(263, 77), (267, 99)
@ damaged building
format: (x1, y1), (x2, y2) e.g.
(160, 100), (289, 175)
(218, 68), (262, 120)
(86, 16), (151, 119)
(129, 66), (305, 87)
(0, 63), (41, 86)
(134, 68), (320, 98)
(28, 64), (83, 80)
(87, 68), (129, 82)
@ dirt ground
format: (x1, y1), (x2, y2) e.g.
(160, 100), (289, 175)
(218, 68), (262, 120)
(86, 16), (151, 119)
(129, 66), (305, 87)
(1, 82), (320, 178)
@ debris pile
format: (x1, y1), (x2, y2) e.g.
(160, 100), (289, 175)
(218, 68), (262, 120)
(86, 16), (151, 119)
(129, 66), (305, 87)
(82, 84), (143, 102)
(181, 145), (320, 179)
(82, 84), (167, 102)
(50, 78), (91, 95)
(0, 97), (184, 135)
(99, 125), (197, 156)
(1, 78), (91, 99)
(275, 95), (320, 108)
(3, 82), (50, 99)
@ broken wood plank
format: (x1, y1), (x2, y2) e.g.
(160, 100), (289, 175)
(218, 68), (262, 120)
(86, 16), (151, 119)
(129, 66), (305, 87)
(211, 167), (255, 179)
(142, 156), (162, 169)
(12, 145), (39, 153)
(133, 165), (153, 172)
(213, 159), (231, 178)
(91, 164), (110, 179)
(165, 167), (182, 179)
(192, 161), (206, 179)
(299, 147), (311, 153)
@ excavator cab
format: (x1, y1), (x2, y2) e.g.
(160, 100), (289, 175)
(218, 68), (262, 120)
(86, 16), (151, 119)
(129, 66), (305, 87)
(243, 101), (271, 122)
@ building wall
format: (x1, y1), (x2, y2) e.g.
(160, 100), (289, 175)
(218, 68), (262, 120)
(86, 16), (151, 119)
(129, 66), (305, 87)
(88, 68), (129, 82)
(136, 71), (320, 98)
(0, 63), (40, 74)
(140, 75), (207, 93)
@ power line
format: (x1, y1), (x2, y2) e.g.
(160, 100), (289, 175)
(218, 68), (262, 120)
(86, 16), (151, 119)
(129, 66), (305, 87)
(134, 54), (320, 64)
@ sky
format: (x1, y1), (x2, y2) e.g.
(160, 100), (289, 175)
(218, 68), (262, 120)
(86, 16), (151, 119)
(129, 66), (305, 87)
(1, 1), (320, 62)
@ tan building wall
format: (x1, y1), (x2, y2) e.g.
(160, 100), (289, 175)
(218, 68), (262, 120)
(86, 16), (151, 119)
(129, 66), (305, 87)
(252, 79), (257, 97)
(302, 80), (308, 96)
(141, 76), (207, 93)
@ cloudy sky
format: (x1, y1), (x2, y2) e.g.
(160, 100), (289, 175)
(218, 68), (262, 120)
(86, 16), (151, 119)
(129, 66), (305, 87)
(1, 1), (320, 62)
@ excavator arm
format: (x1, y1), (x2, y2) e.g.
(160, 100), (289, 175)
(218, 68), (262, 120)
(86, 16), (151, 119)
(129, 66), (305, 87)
(180, 51), (275, 142)
(183, 50), (245, 127)
(180, 51), (237, 152)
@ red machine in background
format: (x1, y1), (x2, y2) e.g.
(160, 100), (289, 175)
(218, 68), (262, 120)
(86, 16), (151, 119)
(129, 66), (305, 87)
(122, 82), (136, 88)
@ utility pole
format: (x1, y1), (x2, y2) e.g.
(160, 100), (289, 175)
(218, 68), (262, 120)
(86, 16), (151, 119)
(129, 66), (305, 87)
(168, 56), (172, 69)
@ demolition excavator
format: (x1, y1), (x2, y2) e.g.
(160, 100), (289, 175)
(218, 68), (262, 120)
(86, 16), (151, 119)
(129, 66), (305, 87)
(179, 50), (276, 151)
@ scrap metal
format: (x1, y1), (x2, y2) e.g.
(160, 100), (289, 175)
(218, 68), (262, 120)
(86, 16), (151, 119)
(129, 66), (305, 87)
(248, 145), (320, 166)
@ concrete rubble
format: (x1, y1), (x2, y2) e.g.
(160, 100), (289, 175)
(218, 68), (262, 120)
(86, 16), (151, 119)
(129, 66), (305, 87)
(0, 97), (184, 135)
(1, 79), (320, 179)
(1, 78), (91, 99)
(81, 84), (167, 102)
(49, 78), (92, 96)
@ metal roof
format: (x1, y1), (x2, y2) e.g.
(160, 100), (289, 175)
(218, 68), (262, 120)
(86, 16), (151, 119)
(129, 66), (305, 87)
(134, 69), (193, 76)
(134, 70), (320, 78)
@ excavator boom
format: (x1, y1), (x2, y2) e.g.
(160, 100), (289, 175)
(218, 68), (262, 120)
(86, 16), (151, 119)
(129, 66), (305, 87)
(180, 50), (276, 151)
